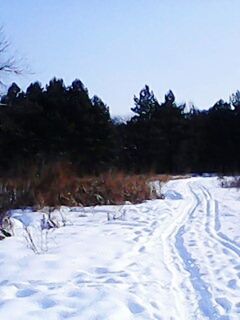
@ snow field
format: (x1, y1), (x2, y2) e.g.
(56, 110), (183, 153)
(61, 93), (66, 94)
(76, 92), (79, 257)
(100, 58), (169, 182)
(0, 177), (239, 319)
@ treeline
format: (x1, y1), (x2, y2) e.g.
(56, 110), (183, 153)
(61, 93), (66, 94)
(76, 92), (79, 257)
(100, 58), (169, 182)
(0, 78), (239, 176)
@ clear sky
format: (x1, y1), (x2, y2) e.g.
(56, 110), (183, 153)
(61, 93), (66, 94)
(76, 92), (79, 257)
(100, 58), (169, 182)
(1, 0), (240, 116)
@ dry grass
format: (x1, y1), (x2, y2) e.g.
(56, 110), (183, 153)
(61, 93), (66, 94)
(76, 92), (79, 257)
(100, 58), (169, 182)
(0, 163), (169, 219)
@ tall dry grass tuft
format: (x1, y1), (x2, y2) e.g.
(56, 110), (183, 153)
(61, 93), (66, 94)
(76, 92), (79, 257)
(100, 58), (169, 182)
(77, 172), (157, 206)
(0, 162), (169, 218)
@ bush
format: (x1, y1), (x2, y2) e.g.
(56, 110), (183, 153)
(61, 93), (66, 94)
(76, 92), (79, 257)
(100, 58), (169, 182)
(219, 176), (240, 189)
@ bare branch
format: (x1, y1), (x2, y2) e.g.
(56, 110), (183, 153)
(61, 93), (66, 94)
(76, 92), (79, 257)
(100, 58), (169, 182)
(0, 27), (24, 80)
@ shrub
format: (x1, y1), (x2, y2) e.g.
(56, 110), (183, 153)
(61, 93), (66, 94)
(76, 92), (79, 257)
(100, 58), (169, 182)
(219, 176), (240, 189)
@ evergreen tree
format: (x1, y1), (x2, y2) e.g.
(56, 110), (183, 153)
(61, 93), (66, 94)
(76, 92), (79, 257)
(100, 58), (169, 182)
(131, 85), (159, 119)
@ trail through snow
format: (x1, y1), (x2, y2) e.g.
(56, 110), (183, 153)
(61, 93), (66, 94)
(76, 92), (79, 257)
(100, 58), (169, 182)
(0, 177), (239, 319)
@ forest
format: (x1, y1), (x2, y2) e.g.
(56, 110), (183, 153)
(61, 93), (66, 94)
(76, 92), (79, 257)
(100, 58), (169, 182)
(0, 78), (239, 177)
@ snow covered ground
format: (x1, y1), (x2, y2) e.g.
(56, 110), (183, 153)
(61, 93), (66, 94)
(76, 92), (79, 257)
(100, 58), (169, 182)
(0, 177), (239, 320)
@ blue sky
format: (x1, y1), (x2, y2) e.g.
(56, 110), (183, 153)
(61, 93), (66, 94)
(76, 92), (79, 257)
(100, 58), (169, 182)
(1, 0), (240, 116)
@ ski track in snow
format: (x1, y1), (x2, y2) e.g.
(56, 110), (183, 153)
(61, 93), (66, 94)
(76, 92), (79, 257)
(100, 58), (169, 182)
(174, 180), (240, 320)
(0, 177), (239, 319)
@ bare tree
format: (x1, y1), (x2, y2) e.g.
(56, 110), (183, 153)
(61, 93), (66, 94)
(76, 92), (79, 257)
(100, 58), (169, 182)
(0, 27), (23, 84)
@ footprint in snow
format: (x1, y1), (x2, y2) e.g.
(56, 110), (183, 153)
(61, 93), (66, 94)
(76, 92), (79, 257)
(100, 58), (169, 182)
(40, 297), (57, 309)
(60, 311), (77, 319)
(16, 288), (37, 297)
(95, 267), (109, 274)
(68, 290), (85, 298)
(104, 278), (122, 284)
(153, 314), (163, 320)
(150, 301), (159, 310)
(139, 246), (146, 253)
(235, 302), (240, 311)
(227, 279), (237, 289)
(151, 221), (158, 228)
(119, 272), (129, 278)
(134, 231), (141, 235)
(234, 264), (240, 270)
(222, 248), (231, 255)
(216, 297), (232, 312)
(128, 300), (145, 314)
(164, 190), (183, 200)
(133, 236), (140, 242)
